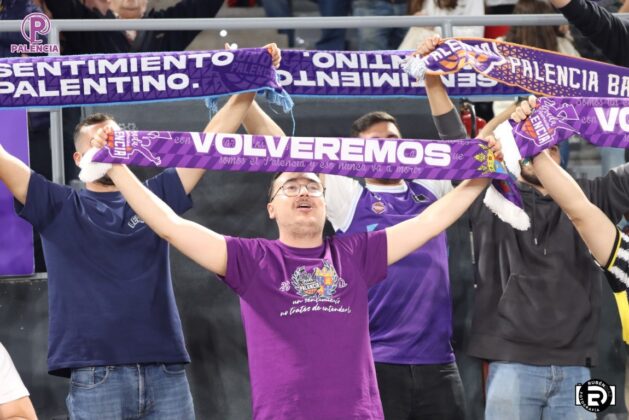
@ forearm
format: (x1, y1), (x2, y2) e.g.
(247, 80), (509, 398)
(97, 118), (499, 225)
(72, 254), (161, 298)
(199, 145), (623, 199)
(425, 75), (454, 117)
(243, 101), (286, 136)
(532, 151), (591, 219)
(533, 151), (616, 264)
(386, 178), (489, 264)
(0, 144), (31, 205)
(108, 165), (181, 240)
(204, 92), (256, 134)
(177, 92), (256, 193)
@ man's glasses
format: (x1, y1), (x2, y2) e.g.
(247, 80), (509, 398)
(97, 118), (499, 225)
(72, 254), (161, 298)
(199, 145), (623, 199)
(270, 180), (325, 201)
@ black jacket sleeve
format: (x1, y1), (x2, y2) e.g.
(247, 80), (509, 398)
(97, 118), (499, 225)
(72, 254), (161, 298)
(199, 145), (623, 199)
(559, 0), (629, 67)
(433, 107), (467, 141)
(582, 163), (629, 224)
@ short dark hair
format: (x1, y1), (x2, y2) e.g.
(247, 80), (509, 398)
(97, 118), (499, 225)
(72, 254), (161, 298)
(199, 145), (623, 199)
(268, 172), (284, 201)
(73, 113), (115, 147)
(351, 111), (399, 138)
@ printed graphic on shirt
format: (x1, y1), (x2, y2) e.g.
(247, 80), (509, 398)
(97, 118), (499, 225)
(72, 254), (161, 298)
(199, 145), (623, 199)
(127, 214), (145, 229)
(279, 260), (352, 317)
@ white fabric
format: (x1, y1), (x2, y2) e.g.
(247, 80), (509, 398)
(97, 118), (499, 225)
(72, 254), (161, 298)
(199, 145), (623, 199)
(324, 175), (364, 232)
(0, 343), (29, 405)
(483, 183), (531, 231)
(422, 0), (485, 38)
(79, 147), (112, 183)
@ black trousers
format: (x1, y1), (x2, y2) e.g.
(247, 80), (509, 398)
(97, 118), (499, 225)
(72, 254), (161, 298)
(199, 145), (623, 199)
(375, 361), (466, 420)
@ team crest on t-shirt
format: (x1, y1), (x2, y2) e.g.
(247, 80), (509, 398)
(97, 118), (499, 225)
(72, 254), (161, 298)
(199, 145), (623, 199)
(280, 260), (347, 300)
(371, 201), (386, 214)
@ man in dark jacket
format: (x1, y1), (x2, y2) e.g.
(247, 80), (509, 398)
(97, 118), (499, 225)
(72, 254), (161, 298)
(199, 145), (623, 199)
(468, 143), (629, 419)
(550, 0), (629, 67)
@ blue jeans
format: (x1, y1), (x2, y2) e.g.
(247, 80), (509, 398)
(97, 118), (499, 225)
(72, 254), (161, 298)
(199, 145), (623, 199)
(66, 363), (194, 420)
(353, 0), (408, 50)
(485, 361), (596, 420)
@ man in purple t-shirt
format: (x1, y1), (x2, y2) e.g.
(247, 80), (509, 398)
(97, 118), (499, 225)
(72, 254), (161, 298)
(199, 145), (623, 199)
(95, 131), (501, 417)
(102, 166), (497, 419)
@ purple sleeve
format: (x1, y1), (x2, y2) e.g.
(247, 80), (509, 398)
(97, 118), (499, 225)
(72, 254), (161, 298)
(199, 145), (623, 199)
(14, 172), (72, 232)
(145, 168), (192, 215)
(336, 230), (388, 288)
(222, 236), (263, 296)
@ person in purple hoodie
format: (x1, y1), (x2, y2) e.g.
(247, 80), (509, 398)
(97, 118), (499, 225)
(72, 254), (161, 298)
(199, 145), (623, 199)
(88, 40), (503, 420)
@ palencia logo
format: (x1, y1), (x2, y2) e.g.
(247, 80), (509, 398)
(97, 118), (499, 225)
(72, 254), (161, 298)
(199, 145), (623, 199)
(190, 134), (452, 167)
(575, 379), (616, 413)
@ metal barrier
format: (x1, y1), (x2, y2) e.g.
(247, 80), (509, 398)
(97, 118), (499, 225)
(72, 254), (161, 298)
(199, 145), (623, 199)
(1, 13), (628, 184)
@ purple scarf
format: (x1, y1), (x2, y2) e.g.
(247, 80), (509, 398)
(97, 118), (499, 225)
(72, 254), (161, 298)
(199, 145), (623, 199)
(512, 97), (629, 157)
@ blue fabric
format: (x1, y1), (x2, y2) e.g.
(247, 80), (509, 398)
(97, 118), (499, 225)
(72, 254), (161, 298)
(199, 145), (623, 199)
(66, 363), (194, 419)
(16, 169), (191, 376)
(485, 361), (596, 420)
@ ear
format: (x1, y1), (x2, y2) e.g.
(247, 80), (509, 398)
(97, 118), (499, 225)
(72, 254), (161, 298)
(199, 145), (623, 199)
(73, 151), (82, 167)
(267, 202), (276, 220)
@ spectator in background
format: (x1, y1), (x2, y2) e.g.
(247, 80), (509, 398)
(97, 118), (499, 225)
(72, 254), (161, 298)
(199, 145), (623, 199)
(354, 0), (408, 50)
(41, 0), (225, 187)
(399, 0), (484, 52)
(550, 0), (629, 67)
(316, 0), (352, 50)
(260, 0), (296, 47)
(0, 343), (37, 420)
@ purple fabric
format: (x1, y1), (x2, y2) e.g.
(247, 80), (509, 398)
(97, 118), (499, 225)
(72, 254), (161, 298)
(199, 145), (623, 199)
(3, 40), (626, 109)
(223, 231), (388, 419)
(0, 109), (33, 276)
(93, 131), (508, 180)
(278, 49), (525, 97)
(420, 38), (629, 98)
(513, 97), (629, 157)
(341, 181), (455, 364)
(0, 48), (284, 108)
(92, 130), (523, 209)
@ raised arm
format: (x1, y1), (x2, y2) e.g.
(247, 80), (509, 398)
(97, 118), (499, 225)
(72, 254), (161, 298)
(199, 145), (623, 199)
(415, 35), (456, 118)
(514, 97), (617, 265)
(0, 144), (31, 205)
(385, 136), (503, 265)
(176, 92), (256, 194)
(551, 0), (629, 66)
(107, 161), (228, 276)
(176, 44), (282, 193)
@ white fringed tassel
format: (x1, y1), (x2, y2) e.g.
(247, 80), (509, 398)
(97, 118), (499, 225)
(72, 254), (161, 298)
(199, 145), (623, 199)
(78, 147), (112, 183)
(401, 56), (427, 81)
(483, 183), (531, 231)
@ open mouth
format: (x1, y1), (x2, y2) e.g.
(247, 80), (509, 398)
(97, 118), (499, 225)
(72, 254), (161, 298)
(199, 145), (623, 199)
(296, 201), (313, 210)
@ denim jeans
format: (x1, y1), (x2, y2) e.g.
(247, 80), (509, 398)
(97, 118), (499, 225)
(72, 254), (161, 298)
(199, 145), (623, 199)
(66, 363), (194, 420)
(485, 361), (596, 420)
(353, 0), (409, 50)
(375, 362), (466, 420)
